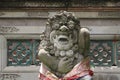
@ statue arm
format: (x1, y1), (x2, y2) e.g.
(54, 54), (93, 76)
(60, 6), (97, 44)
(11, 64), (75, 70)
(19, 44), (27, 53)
(38, 49), (58, 72)
(78, 28), (90, 57)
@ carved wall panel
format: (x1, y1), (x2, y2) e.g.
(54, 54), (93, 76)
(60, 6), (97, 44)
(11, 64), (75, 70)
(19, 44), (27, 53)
(7, 39), (40, 66)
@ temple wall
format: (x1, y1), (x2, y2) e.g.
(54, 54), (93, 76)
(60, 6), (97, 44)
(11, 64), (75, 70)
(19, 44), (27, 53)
(0, 11), (120, 80)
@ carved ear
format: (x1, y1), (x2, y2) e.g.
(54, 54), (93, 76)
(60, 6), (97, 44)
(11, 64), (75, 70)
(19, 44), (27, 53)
(78, 28), (90, 57)
(50, 31), (56, 44)
(73, 30), (78, 43)
(45, 22), (52, 39)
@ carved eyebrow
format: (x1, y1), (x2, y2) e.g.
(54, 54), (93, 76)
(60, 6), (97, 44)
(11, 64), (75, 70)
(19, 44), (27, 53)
(59, 22), (68, 26)
(68, 21), (74, 24)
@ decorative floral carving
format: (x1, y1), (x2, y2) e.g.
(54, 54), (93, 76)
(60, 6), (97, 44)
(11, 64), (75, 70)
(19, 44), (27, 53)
(0, 12), (5, 16)
(0, 27), (19, 33)
(0, 74), (20, 80)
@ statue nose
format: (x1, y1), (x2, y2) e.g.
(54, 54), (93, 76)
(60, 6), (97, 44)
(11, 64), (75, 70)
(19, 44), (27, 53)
(59, 25), (68, 32)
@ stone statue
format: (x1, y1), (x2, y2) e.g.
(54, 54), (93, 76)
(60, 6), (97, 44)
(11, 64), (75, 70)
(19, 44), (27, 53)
(38, 11), (93, 80)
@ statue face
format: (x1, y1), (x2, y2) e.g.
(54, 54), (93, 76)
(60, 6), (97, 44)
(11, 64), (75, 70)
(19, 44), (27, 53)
(50, 23), (78, 50)
(45, 11), (80, 54)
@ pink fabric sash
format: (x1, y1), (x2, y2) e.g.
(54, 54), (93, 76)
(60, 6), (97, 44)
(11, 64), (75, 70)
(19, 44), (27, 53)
(39, 57), (93, 80)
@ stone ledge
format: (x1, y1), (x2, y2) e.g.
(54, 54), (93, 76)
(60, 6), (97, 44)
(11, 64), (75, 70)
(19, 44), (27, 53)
(93, 67), (120, 74)
(0, 11), (120, 18)
(2, 65), (40, 73)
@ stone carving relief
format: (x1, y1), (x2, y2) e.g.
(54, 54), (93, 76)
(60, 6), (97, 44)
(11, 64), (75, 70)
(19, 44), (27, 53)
(0, 12), (5, 16)
(0, 27), (19, 33)
(0, 74), (20, 80)
(38, 11), (93, 80)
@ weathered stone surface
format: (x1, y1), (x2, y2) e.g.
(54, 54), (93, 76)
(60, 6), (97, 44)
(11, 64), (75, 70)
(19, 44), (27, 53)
(0, 12), (120, 18)
(0, 0), (119, 8)
(38, 11), (92, 79)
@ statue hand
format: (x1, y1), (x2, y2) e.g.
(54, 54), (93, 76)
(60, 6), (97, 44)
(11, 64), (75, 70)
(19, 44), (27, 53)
(57, 57), (73, 74)
(38, 49), (58, 71)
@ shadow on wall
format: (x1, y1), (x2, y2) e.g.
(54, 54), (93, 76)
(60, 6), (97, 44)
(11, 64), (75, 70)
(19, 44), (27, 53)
(93, 74), (119, 80)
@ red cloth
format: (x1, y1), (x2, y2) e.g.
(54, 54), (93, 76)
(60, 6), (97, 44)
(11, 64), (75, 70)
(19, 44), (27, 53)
(39, 70), (94, 80)
(39, 57), (93, 80)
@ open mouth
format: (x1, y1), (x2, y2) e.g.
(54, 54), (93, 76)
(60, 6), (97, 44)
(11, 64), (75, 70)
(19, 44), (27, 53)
(59, 38), (68, 42)
(58, 35), (69, 44)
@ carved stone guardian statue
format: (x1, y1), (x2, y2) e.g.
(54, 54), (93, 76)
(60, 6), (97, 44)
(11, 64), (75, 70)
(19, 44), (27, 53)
(38, 11), (93, 80)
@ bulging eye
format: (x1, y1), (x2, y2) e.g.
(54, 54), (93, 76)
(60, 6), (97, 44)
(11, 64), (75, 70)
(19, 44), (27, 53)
(68, 21), (75, 29)
(52, 23), (60, 30)
(69, 24), (74, 29)
(59, 22), (63, 25)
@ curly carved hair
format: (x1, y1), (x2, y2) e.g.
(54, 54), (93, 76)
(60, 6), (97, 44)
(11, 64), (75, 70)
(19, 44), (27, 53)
(45, 11), (81, 39)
